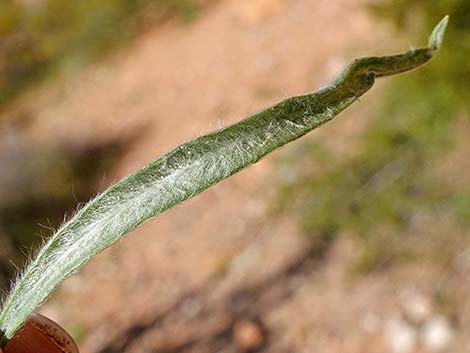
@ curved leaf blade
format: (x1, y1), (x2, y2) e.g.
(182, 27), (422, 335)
(0, 16), (448, 345)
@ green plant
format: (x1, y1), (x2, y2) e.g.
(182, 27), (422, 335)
(0, 16), (448, 346)
(0, 0), (202, 108)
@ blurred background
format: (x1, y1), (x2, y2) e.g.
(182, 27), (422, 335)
(0, 0), (468, 352)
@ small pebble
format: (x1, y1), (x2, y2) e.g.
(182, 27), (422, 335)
(233, 319), (264, 351)
(385, 317), (417, 353)
(421, 315), (454, 351)
(400, 288), (432, 324)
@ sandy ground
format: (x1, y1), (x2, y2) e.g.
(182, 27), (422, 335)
(3, 0), (469, 352)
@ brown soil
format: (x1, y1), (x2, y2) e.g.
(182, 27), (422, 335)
(3, 1), (468, 352)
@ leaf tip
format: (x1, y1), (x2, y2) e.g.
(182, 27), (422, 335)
(428, 15), (449, 51)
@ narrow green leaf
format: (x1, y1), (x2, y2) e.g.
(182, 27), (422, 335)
(0, 16), (448, 345)
(428, 15), (449, 50)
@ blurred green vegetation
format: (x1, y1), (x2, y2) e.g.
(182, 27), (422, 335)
(275, 0), (469, 273)
(0, 0), (201, 107)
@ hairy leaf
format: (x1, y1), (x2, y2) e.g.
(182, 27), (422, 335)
(0, 16), (448, 345)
